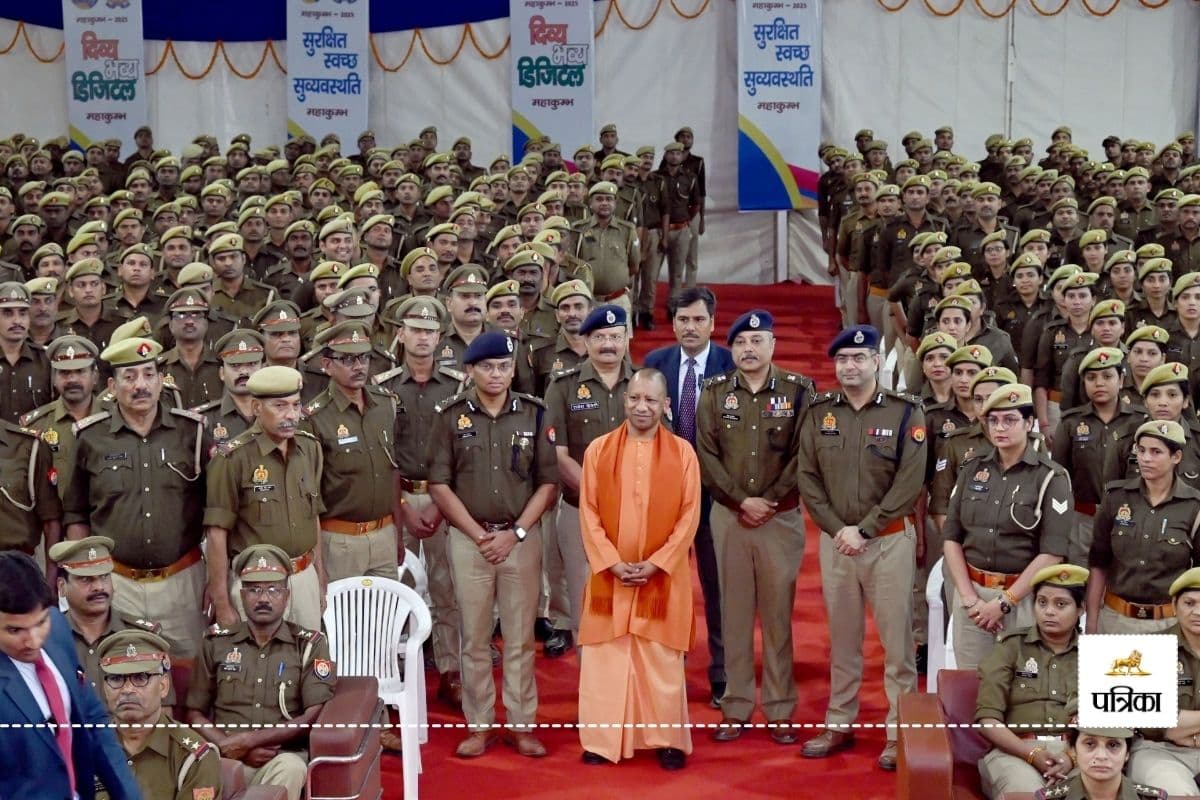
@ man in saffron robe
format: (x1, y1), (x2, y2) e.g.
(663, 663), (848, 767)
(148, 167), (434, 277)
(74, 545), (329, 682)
(576, 368), (700, 770)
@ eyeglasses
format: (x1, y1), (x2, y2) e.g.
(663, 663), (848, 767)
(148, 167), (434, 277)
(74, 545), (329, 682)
(472, 361), (514, 375)
(985, 414), (1025, 430)
(588, 332), (626, 344)
(835, 353), (873, 366)
(329, 353), (369, 366)
(103, 672), (159, 689)
(243, 584), (286, 598)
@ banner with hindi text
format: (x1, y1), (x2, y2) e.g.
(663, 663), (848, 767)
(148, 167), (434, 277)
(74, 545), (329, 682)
(62, 0), (147, 150)
(287, 0), (368, 145)
(509, 0), (595, 165)
(737, 1), (822, 211)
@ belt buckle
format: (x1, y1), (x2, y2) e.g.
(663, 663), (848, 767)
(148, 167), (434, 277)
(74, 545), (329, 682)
(1136, 605), (1149, 619)
(356, 520), (370, 534)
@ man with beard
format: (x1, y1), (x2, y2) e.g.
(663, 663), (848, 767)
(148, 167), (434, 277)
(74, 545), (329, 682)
(63, 336), (209, 659)
(544, 305), (634, 654)
(372, 296), (467, 709)
(4, 213), (44, 275)
(158, 288), (222, 409)
(20, 335), (101, 493)
(155, 225), (197, 291)
(571, 183), (639, 333)
(303, 320), (399, 583)
(1115, 167), (1158, 242)
(1160, 193), (1200, 277)
(388, 173), (428, 257)
(531, 279), (593, 394)
(425, 222), (460, 281)
(37, 191), (71, 248)
(0, 282), (51, 423)
(49, 536), (163, 691)
(61, 257), (121, 350)
(197, 183), (232, 236)
(453, 137), (485, 183)
(484, 279), (537, 395)
(359, 212), (406, 302)
(263, 220), (317, 304)
(25, 276), (65, 346)
(506, 248), (557, 339)
(208, 234), (275, 322)
(191, 329), (265, 452)
(436, 264), (489, 369)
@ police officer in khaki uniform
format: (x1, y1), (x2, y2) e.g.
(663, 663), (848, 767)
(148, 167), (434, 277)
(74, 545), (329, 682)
(974, 564), (1084, 799)
(0, 388), (61, 565)
(943, 384), (1073, 672)
(797, 324), (923, 770)
(50, 535), (164, 691)
(207, 233), (276, 322)
(158, 287), (222, 409)
(191, 329), (266, 450)
(570, 182), (639, 331)
(63, 336), (208, 659)
(428, 332), (559, 760)
(204, 364), (325, 633)
(303, 320), (399, 582)
(20, 334), (102, 498)
(96, 630), (221, 800)
(372, 296), (466, 708)
(1087, 420), (1200, 635)
(0, 281), (52, 424)
(1125, 566), (1200, 795)
(530, 279), (592, 395)
(544, 305), (633, 645)
(698, 311), (812, 745)
(187, 544), (335, 800)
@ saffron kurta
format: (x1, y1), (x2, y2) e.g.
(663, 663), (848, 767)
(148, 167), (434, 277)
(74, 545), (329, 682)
(577, 422), (700, 761)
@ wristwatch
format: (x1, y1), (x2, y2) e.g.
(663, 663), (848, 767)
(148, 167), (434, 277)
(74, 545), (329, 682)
(513, 526), (528, 543)
(998, 597), (1013, 615)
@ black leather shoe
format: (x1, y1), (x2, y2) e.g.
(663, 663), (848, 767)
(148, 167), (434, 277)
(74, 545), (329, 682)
(534, 617), (555, 643)
(641, 312), (656, 331)
(915, 644), (928, 675)
(581, 750), (608, 765)
(544, 630), (573, 658)
(709, 681), (726, 710)
(657, 748), (686, 770)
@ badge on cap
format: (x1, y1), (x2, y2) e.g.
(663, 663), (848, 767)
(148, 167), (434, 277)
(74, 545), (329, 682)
(125, 643), (138, 658)
(135, 341), (152, 357)
(65, 345), (76, 359)
(279, 309), (288, 320)
(351, 330), (361, 343)
(605, 310), (616, 324)
(1008, 391), (1019, 403)
(969, 347), (981, 359)
(1173, 363), (1183, 375)
(853, 330), (864, 344)
(749, 314), (760, 329)
(1160, 422), (1171, 435)
(506, 337), (515, 353)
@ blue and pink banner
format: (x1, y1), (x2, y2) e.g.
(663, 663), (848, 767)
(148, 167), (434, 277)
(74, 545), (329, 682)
(737, 1), (822, 211)
(509, 0), (594, 164)
(62, 0), (147, 150)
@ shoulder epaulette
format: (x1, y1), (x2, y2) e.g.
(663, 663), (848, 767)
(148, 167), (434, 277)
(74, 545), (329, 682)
(72, 411), (111, 435)
(702, 371), (731, 388)
(1, 419), (40, 439)
(296, 627), (323, 641)
(371, 365), (404, 385)
(302, 393), (328, 417)
(295, 429), (318, 441)
(569, 219), (591, 231)
(810, 391), (837, 404)
(123, 614), (162, 634)
(434, 390), (469, 414)
(19, 404), (53, 427)
(205, 625), (235, 637)
(439, 365), (466, 382)
(216, 429), (255, 456)
(169, 407), (205, 424)
(1134, 785), (1167, 799)
(190, 399), (220, 413)
(884, 387), (922, 405)
(1033, 781), (1071, 799)
(549, 364), (582, 382)
(944, 425), (979, 440)
(516, 392), (546, 408)
(782, 372), (814, 390)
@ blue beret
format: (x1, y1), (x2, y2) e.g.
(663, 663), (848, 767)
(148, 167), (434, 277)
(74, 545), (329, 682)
(726, 309), (774, 345)
(580, 304), (626, 335)
(828, 324), (880, 356)
(463, 331), (516, 365)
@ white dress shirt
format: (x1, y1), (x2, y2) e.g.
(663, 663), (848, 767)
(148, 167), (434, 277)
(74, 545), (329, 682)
(677, 344), (711, 409)
(8, 651), (72, 723)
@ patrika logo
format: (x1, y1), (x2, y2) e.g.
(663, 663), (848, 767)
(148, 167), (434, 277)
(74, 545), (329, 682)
(1105, 650), (1150, 676)
(1079, 634), (1176, 729)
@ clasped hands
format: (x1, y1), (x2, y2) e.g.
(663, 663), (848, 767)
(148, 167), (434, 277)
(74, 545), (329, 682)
(609, 561), (661, 586)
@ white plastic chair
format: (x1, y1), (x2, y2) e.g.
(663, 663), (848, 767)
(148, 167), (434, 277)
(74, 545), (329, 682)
(880, 343), (897, 390)
(398, 546), (429, 602)
(323, 576), (431, 800)
(925, 556), (952, 692)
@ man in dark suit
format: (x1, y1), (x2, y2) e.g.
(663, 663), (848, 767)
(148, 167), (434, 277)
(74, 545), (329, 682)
(0, 551), (140, 800)
(642, 286), (735, 706)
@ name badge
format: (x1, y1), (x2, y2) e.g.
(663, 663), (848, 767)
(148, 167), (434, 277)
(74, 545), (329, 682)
(456, 430), (477, 440)
(337, 436), (359, 446)
(252, 485), (275, 493)
(569, 401), (600, 412)
(722, 413), (740, 422)
(105, 452), (128, 461)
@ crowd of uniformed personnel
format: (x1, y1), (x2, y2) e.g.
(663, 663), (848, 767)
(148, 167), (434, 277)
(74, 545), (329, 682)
(818, 125), (1200, 798)
(0, 122), (718, 793)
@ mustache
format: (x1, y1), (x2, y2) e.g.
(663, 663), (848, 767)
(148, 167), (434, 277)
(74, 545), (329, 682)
(86, 591), (109, 603)
(132, 389), (152, 399)
(254, 603), (272, 612)
(277, 420), (296, 431)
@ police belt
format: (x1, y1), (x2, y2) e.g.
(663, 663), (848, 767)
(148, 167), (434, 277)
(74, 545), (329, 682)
(397, 477), (429, 494)
(668, 221), (690, 231)
(868, 286), (889, 299)
(112, 547), (203, 582)
(966, 563), (1019, 590)
(320, 514), (393, 536)
(480, 521), (514, 532)
(1049, 389), (1063, 404)
(600, 287), (628, 302)
(1104, 590), (1174, 620)
(290, 549), (315, 574)
(875, 517), (912, 537)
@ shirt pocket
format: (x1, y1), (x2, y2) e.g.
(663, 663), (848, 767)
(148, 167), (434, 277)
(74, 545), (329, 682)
(767, 424), (793, 452)
(94, 458), (133, 494)
(241, 484), (282, 524)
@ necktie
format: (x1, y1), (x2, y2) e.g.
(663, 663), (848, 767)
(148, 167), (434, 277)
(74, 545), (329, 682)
(34, 654), (75, 795)
(678, 357), (697, 444)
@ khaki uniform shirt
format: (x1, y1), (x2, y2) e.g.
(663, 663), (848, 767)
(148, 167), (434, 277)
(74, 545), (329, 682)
(1089, 477), (1200, 605)
(698, 365), (813, 512)
(191, 394), (255, 454)
(427, 388), (558, 524)
(1125, 299), (1177, 333)
(0, 420), (60, 552)
(203, 423), (325, 558)
(1051, 401), (1142, 505)
(1160, 231), (1200, 280)
(95, 714), (220, 800)
(302, 384), (398, 522)
(930, 422), (989, 516)
(0, 341), (52, 424)
(61, 307), (122, 352)
(1114, 200), (1157, 242)
(20, 397), (89, 495)
(570, 218), (639, 297)
(1034, 319), (1091, 394)
(530, 333), (587, 396)
(942, 444), (1073, 574)
(544, 360), (633, 506)
(796, 386), (924, 536)
(374, 362), (463, 481)
(67, 610), (162, 692)
(187, 620), (335, 730)
(210, 279), (275, 323)
(159, 347), (223, 410)
(1032, 775), (1166, 799)
(1107, 415), (1200, 489)
(63, 403), (207, 568)
(974, 627), (1077, 735)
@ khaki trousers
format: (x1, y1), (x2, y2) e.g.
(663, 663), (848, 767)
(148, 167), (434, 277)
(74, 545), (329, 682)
(979, 743), (1069, 799)
(949, 581), (1034, 673)
(866, 292), (896, 354)
(608, 290), (635, 338)
(685, 214), (700, 286)
(231, 561), (322, 632)
(1096, 605), (1176, 635)
(244, 750), (307, 800)
(665, 225), (693, 306)
(819, 523), (917, 737)
(402, 491), (460, 674)
(911, 522), (945, 647)
(320, 522), (398, 582)
(447, 525), (542, 731)
(838, 267), (860, 328)
(556, 500), (589, 634)
(112, 560), (207, 659)
(537, 498), (570, 629)
(710, 504), (805, 722)
(635, 229), (665, 315)
(1128, 739), (1200, 795)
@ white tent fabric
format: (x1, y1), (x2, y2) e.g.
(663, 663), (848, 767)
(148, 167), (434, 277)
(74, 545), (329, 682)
(1, 0), (1197, 286)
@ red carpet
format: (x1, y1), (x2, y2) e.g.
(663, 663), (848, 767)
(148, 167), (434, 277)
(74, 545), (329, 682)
(381, 284), (902, 798)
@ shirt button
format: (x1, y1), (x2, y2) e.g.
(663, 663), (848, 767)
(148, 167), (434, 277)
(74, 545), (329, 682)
(88, 648), (94, 655)
(255, 702), (261, 708)
(1051, 664), (1056, 669)
(144, 512), (151, 518)
(1050, 690), (1056, 695)
(260, 654), (266, 659)
(256, 678), (262, 683)
(144, 487), (150, 493)
(143, 463), (149, 468)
